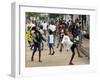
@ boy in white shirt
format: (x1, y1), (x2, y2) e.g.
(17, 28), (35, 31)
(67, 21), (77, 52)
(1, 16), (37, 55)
(42, 21), (48, 36)
(48, 30), (55, 55)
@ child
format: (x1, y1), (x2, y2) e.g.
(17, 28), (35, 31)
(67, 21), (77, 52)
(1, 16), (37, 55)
(26, 26), (32, 48)
(48, 30), (55, 55)
(56, 30), (64, 52)
(39, 26), (45, 50)
(61, 32), (81, 65)
(31, 27), (46, 62)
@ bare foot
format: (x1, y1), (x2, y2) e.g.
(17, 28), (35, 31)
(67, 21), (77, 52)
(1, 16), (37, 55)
(69, 62), (74, 65)
(52, 51), (55, 55)
(39, 60), (42, 63)
(78, 55), (83, 58)
(31, 58), (34, 62)
(59, 49), (62, 52)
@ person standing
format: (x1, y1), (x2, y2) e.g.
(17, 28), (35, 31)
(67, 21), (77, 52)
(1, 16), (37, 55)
(71, 22), (83, 57)
(48, 30), (55, 55)
(48, 21), (56, 46)
(41, 21), (48, 36)
(31, 27), (46, 62)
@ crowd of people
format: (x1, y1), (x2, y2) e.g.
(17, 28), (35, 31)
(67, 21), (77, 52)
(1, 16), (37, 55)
(26, 17), (88, 65)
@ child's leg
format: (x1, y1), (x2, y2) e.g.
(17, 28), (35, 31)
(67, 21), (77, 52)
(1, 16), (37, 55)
(57, 42), (60, 48)
(57, 38), (61, 48)
(49, 44), (52, 55)
(37, 43), (42, 62)
(38, 48), (42, 62)
(31, 45), (37, 61)
(69, 44), (76, 65)
(56, 36), (60, 48)
(59, 44), (63, 52)
(52, 47), (55, 55)
(49, 48), (52, 55)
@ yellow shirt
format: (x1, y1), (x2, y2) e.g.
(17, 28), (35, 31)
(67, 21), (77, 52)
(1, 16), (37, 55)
(26, 31), (31, 41)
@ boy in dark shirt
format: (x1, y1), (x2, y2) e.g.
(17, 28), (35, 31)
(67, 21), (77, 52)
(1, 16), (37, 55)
(31, 27), (46, 62)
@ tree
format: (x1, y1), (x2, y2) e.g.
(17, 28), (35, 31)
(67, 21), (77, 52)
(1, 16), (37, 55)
(26, 12), (40, 20)
(48, 14), (63, 19)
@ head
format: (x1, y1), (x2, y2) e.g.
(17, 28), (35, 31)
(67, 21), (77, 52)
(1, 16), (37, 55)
(50, 21), (54, 25)
(64, 31), (68, 35)
(40, 25), (43, 30)
(79, 22), (81, 24)
(49, 30), (53, 35)
(75, 18), (79, 23)
(31, 27), (39, 32)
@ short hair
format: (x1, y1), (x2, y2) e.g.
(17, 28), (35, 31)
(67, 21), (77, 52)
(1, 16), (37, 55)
(31, 27), (36, 31)
(79, 22), (81, 24)
(40, 25), (43, 29)
(64, 31), (68, 35)
(49, 30), (53, 34)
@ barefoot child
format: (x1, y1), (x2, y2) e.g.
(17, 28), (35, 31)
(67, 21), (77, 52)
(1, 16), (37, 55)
(61, 32), (81, 65)
(48, 30), (55, 55)
(31, 27), (46, 62)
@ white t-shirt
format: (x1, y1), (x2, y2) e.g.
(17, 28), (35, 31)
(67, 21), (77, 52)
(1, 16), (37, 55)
(61, 35), (73, 50)
(48, 24), (56, 32)
(32, 23), (36, 27)
(48, 35), (54, 43)
(42, 22), (48, 30)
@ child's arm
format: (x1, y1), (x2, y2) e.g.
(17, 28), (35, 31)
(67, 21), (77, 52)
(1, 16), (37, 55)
(32, 33), (37, 43)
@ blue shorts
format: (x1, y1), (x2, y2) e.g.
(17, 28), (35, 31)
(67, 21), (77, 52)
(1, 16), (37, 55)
(48, 43), (53, 48)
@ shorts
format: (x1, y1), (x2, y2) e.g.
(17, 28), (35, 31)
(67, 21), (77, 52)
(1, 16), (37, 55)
(70, 43), (77, 52)
(48, 43), (53, 48)
(33, 43), (41, 51)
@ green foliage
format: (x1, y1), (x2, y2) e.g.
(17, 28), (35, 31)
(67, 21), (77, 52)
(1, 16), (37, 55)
(48, 14), (63, 19)
(26, 12), (40, 19)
